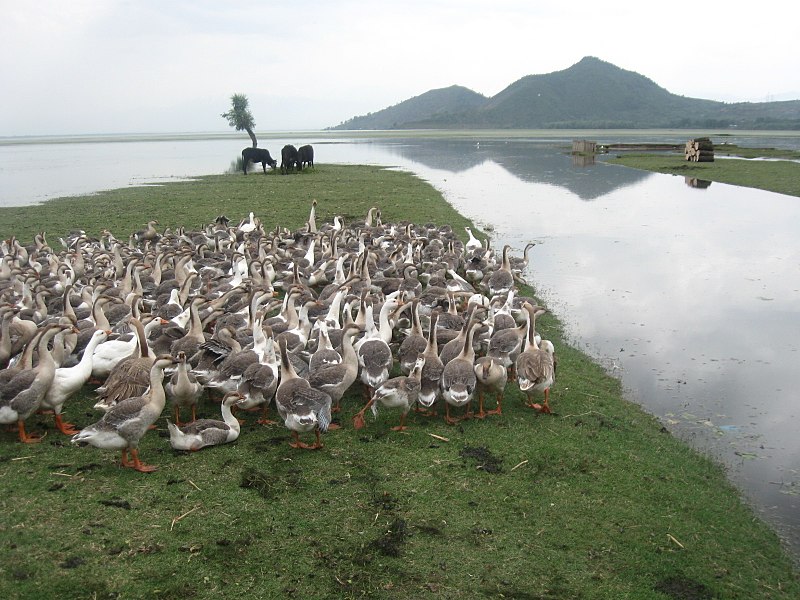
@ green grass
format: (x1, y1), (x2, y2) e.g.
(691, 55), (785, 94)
(0, 165), (473, 242)
(713, 143), (800, 160)
(1, 166), (798, 599)
(608, 152), (800, 197)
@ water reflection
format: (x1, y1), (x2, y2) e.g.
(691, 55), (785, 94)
(685, 177), (712, 189)
(572, 153), (596, 167)
(402, 155), (800, 559)
(377, 138), (651, 200)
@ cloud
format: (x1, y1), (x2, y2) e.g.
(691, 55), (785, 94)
(1, 1), (798, 135)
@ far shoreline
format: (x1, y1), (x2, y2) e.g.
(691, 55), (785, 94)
(3, 128), (800, 146)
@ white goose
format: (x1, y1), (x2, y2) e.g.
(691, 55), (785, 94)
(41, 328), (110, 435)
(91, 316), (161, 380)
(464, 227), (482, 254)
(238, 211), (257, 234)
(167, 391), (245, 451)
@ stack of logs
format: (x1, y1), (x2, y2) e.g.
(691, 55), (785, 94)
(685, 137), (714, 162)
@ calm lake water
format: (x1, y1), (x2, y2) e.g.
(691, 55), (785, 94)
(2, 131), (799, 559)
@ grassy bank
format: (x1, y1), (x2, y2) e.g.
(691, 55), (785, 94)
(608, 152), (800, 197)
(1, 166), (798, 599)
(0, 165), (474, 242)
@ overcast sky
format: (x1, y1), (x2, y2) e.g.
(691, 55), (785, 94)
(2, 0), (798, 136)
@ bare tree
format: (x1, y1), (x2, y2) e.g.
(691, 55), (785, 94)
(221, 93), (257, 148)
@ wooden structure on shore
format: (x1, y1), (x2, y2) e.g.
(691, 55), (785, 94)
(572, 140), (596, 154)
(685, 138), (714, 162)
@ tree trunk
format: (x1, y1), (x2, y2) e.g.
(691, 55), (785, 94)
(246, 127), (257, 148)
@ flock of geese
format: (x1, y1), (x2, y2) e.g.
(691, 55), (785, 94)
(0, 202), (554, 472)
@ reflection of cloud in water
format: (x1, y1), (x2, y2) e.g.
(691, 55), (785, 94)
(378, 139), (652, 200)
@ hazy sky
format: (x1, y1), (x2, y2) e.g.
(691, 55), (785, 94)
(2, 0), (798, 136)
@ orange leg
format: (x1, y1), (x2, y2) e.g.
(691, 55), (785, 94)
(257, 403), (277, 426)
(414, 403), (437, 417)
(311, 428), (324, 449)
(487, 391), (504, 415)
(463, 405), (474, 421)
(475, 391), (487, 419)
(190, 405), (197, 423)
(444, 404), (458, 425)
(129, 448), (157, 473)
(120, 449), (132, 468)
(391, 412), (408, 432)
(17, 421), (42, 444)
(539, 389), (552, 414)
(289, 431), (312, 449)
(352, 398), (375, 430)
(54, 414), (79, 436)
(173, 407), (183, 427)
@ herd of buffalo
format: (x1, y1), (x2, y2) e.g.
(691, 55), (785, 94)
(241, 144), (314, 175)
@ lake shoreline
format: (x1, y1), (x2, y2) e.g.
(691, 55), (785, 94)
(607, 150), (800, 197)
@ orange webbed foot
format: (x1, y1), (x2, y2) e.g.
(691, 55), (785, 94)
(17, 423), (43, 444)
(132, 462), (158, 473)
(128, 450), (157, 472)
(57, 423), (80, 436)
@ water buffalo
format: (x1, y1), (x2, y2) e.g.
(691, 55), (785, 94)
(298, 144), (314, 169)
(281, 144), (300, 174)
(241, 147), (277, 174)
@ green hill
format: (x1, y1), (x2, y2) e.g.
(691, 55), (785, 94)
(332, 85), (487, 130)
(330, 57), (800, 130)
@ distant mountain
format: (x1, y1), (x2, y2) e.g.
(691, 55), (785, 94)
(330, 57), (800, 130)
(333, 85), (487, 130)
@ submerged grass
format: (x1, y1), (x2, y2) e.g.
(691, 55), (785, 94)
(1, 165), (798, 599)
(608, 152), (800, 197)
